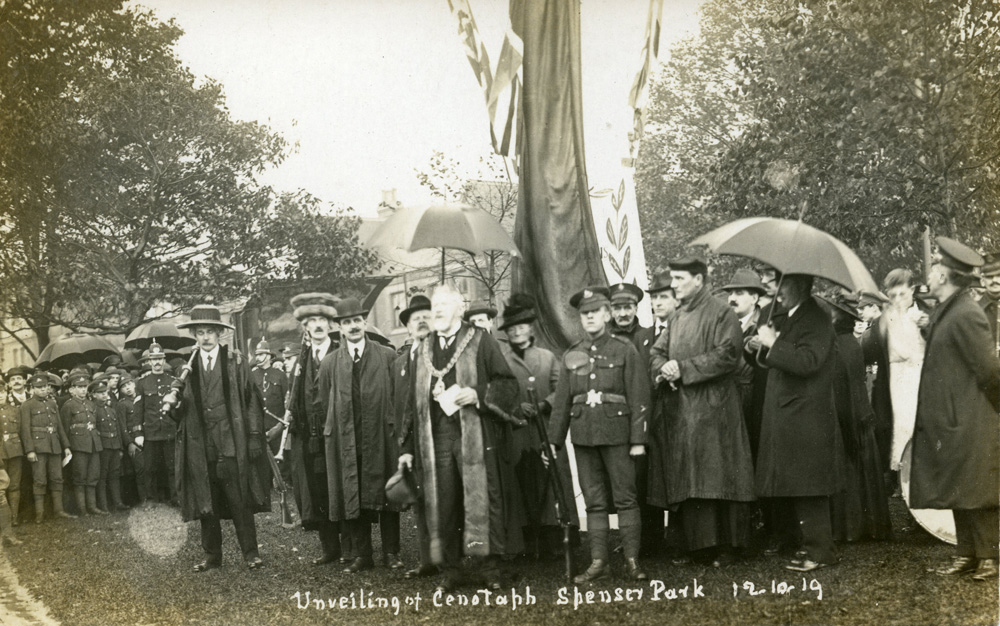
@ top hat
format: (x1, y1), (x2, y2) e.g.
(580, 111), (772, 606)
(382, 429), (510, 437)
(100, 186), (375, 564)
(608, 283), (644, 305)
(332, 297), (369, 322)
(291, 292), (338, 322)
(399, 294), (432, 326)
(570, 286), (611, 313)
(721, 269), (766, 294)
(464, 301), (498, 320)
(935, 236), (984, 273)
(498, 294), (538, 332)
(176, 305), (235, 331)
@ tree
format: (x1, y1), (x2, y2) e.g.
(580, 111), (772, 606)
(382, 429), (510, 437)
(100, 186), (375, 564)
(637, 0), (1000, 281)
(0, 1), (377, 354)
(414, 151), (518, 304)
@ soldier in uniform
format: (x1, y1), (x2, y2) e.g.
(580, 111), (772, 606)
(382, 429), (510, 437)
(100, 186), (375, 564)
(465, 301), (498, 335)
(61, 372), (106, 516)
(0, 393), (24, 526)
(5, 366), (31, 407)
(0, 441), (23, 546)
(20, 373), (74, 522)
(979, 251), (1000, 354)
(93, 379), (127, 512)
(133, 341), (177, 504)
(548, 286), (650, 583)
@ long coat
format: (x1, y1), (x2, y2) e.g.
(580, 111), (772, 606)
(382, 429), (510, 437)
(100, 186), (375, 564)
(500, 341), (579, 528)
(910, 290), (1000, 510)
(173, 347), (271, 522)
(755, 296), (844, 497)
(401, 323), (524, 563)
(648, 286), (755, 507)
(860, 317), (893, 470)
(321, 340), (398, 521)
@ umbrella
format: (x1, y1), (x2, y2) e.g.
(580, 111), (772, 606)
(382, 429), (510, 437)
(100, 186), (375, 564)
(690, 217), (879, 293)
(367, 203), (520, 280)
(34, 333), (120, 371)
(125, 319), (197, 351)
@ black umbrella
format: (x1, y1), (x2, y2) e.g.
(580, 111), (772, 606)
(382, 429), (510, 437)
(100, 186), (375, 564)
(34, 333), (120, 371)
(125, 319), (196, 351)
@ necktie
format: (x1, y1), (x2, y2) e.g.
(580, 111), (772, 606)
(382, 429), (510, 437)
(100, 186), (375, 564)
(656, 323), (665, 337)
(439, 335), (454, 350)
(206, 355), (213, 372)
(313, 348), (321, 366)
(353, 347), (361, 363)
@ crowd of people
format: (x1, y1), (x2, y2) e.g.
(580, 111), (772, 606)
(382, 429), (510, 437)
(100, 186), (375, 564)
(0, 235), (996, 594)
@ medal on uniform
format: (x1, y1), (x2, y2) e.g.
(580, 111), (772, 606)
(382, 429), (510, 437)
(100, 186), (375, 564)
(432, 377), (446, 399)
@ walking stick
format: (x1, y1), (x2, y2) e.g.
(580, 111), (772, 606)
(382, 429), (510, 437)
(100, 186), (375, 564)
(527, 377), (574, 584)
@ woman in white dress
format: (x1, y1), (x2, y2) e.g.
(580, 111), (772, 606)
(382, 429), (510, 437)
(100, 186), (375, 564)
(882, 269), (928, 471)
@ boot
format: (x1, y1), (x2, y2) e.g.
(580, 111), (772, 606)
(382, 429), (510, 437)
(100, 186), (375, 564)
(34, 495), (46, 524)
(96, 480), (108, 512)
(618, 509), (647, 580)
(110, 477), (128, 511)
(87, 486), (109, 515)
(0, 502), (21, 546)
(625, 557), (648, 581)
(74, 487), (89, 516)
(53, 490), (77, 519)
(573, 559), (609, 584)
(8, 492), (20, 527)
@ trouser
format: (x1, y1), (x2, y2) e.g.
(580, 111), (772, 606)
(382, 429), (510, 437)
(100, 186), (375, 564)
(71, 451), (101, 487)
(199, 457), (259, 564)
(5, 456), (22, 523)
(953, 508), (1000, 560)
(30, 453), (63, 495)
(129, 446), (149, 502)
(98, 449), (123, 508)
(413, 498), (433, 567)
(145, 439), (176, 501)
(432, 424), (465, 567)
(766, 496), (834, 564)
(575, 444), (641, 561)
(343, 511), (401, 559)
(317, 520), (342, 559)
(633, 452), (663, 555)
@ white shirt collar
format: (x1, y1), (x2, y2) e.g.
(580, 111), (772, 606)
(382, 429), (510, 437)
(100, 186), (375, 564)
(310, 337), (332, 361)
(346, 338), (366, 358)
(739, 310), (755, 329)
(788, 304), (801, 318)
(200, 345), (221, 368)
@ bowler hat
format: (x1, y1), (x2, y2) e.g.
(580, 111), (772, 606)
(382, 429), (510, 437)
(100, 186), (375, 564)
(399, 294), (431, 326)
(5, 365), (32, 380)
(332, 297), (369, 322)
(722, 269), (766, 294)
(464, 301), (498, 320)
(291, 292), (338, 322)
(646, 271), (673, 294)
(176, 305), (235, 331)
(385, 467), (419, 507)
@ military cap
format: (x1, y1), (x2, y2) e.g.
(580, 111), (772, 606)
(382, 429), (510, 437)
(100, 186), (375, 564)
(281, 344), (300, 359)
(176, 305), (235, 331)
(464, 301), (498, 320)
(646, 271), (673, 294)
(117, 373), (135, 389)
(47, 372), (63, 388)
(88, 379), (108, 394)
(570, 286), (611, 313)
(291, 292), (338, 322)
(29, 373), (49, 387)
(935, 236), (984, 273)
(721, 269), (766, 294)
(5, 365), (32, 380)
(608, 283), (644, 304)
(67, 372), (90, 387)
(668, 255), (708, 276)
(103, 365), (123, 377)
(498, 294), (537, 331)
(140, 340), (167, 362)
(981, 251), (1000, 277)
(399, 294), (431, 326)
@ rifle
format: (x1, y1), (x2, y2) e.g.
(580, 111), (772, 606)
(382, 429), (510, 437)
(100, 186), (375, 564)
(527, 376), (574, 584)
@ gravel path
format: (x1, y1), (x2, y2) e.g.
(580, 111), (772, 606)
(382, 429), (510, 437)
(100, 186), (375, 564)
(0, 550), (59, 626)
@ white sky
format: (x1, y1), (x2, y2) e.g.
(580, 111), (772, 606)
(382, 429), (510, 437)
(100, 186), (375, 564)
(138, 0), (702, 216)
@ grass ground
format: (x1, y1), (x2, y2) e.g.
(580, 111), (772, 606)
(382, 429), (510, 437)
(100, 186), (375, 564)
(4, 496), (997, 626)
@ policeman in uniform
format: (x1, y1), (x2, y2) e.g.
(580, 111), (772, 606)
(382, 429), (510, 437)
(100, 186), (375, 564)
(133, 341), (177, 504)
(93, 379), (127, 512)
(250, 339), (289, 457)
(548, 287), (650, 582)
(0, 392), (24, 526)
(19, 373), (73, 522)
(116, 373), (145, 504)
(61, 372), (106, 516)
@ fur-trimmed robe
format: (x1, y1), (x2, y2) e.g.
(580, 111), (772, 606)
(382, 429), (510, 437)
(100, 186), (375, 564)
(173, 346), (271, 521)
(400, 323), (524, 564)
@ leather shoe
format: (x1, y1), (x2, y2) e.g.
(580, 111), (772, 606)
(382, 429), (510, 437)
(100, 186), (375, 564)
(247, 557), (264, 570)
(404, 565), (438, 579)
(312, 553), (340, 566)
(193, 560), (221, 573)
(933, 556), (977, 576)
(573, 559), (609, 584)
(971, 559), (998, 582)
(625, 557), (648, 581)
(343, 556), (374, 573)
(384, 553), (404, 569)
(55, 511), (77, 519)
(785, 559), (832, 573)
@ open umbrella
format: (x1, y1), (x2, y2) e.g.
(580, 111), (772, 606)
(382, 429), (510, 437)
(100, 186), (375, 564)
(34, 333), (120, 371)
(367, 203), (520, 280)
(125, 319), (196, 351)
(690, 217), (879, 293)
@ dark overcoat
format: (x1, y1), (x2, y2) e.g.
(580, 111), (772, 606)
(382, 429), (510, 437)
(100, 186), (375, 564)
(287, 342), (335, 530)
(322, 340), (398, 521)
(648, 286), (755, 507)
(401, 323), (524, 563)
(755, 297), (844, 497)
(910, 291), (1000, 510)
(173, 347), (271, 522)
(860, 317), (893, 470)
